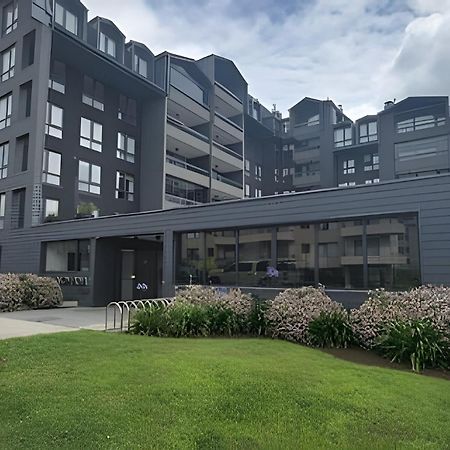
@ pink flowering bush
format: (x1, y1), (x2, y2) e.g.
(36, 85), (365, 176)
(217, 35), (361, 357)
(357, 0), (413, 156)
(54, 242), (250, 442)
(0, 273), (63, 312)
(351, 286), (450, 348)
(267, 287), (345, 344)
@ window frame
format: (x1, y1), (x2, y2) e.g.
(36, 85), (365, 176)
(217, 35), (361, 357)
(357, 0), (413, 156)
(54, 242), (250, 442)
(359, 121), (377, 143)
(2, 1), (18, 36)
(117, 132), (135, 163)
(1, 45), (15, 82)
(115, 171), (135, 201)
(0, 92), (12, 130)
(99, 32), (116, 57)
(54, 2), (78, 35)
(78, 160), (101, 195)
(0, 142), (8, 179)
(80, 117), (103, 152)
(45, 102), (63, 139)
(42, 149), (61, 186)
(343, 159), (355, 175)
(334, 126), (352, 148)
(0, 192), (5, 229)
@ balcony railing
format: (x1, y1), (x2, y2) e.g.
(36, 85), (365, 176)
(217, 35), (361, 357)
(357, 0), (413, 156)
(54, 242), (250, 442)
(215, 111), (243, 132)
(212, 171), (243, 189)
(166, 155), (209, 177)
(165, 193), (203, 206)
(213, 141), (243, 161)
(167, 115), (209, 143)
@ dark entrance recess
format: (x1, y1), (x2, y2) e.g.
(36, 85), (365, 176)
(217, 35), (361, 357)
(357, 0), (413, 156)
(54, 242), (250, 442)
(93, 235), (163, 305)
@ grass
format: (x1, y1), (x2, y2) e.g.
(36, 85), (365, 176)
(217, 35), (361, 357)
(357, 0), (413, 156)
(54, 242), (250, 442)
(0, 332), (449, 450)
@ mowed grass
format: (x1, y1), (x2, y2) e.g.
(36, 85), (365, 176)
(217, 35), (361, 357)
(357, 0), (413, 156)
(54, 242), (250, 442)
(0, 332), (449, 450)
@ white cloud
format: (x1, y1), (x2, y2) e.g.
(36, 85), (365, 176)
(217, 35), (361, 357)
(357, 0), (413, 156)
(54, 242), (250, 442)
(82, 0), (450, 119)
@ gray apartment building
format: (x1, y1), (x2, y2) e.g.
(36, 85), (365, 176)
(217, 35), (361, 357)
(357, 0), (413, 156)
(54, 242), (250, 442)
(0, 0), (450, 307)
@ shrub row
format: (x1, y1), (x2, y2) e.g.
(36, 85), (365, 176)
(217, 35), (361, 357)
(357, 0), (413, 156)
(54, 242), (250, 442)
(131, 285), (450, 372)
(0, 273), (63, 312)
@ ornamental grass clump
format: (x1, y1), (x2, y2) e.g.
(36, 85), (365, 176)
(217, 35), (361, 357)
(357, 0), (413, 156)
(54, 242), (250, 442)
(351, 286), (450, 349)
(267, 287), (345, 344)
(308, 311), (354, 348)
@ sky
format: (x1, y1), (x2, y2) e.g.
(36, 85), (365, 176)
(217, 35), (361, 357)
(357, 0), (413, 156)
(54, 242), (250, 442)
(83, 0), (450, 119)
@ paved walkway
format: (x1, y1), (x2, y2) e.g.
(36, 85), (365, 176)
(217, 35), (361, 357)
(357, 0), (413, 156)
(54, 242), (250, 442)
(0, 307), (105, 340)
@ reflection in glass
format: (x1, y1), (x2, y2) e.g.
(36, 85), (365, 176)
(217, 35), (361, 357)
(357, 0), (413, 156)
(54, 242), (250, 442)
(205, 230), (236, 285)
(176, 232), (205, 284)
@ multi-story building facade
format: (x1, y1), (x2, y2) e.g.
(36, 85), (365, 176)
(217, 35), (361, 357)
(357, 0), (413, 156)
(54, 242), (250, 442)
(1, 0), (450, 307)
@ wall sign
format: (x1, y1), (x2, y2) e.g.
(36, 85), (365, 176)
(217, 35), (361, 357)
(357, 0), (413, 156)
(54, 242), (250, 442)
(136, 283), (149, 291)
(56, 276), (89, 287)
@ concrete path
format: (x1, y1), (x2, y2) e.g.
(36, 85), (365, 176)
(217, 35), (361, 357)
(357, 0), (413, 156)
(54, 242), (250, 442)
(0, 307), (105, 340)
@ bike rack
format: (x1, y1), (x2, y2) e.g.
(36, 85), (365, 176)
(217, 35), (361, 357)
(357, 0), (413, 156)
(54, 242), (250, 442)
(105, 298), (173, 332)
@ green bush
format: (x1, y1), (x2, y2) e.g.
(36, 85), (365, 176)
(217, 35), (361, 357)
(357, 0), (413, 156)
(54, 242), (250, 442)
(0, 273), (63, 312)
(308, 311), (354, 348)
(168, 303), (210, 337)
(247, 298), (269, 336)
(376, 319), (449, 372)
(130, 306), (170, 336)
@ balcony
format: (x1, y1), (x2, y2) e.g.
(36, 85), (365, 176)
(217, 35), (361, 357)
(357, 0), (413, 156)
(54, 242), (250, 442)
(215, 82), (243, 118)
(214, 112), (243, 146)
(166, 117), (210, 158)
(293, 147), (320, 163)
(165, 155), (210, 188)
(164, 193), (203, 209)
(340, 222), (406, 237)
(212, 141), (242, 173)
(211, 171), (242, 199)
(168, 85), (210, 126)
(341, 255), (409, 266)
(293, 172), (320, 188)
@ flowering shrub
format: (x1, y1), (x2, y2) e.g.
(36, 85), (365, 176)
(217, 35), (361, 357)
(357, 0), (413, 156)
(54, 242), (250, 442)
(0, 273), (63, 312)
(266, 287), (345, 344)
(351, 286), (450, 348)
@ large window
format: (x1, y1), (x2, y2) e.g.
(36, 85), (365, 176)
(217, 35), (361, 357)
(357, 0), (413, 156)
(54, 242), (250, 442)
(175, 214), (420, 291)
(45, 102), (63, 138)
(118, 94), (137, 125)
(0, 192), (5, 229)
(343, 159), (355, 175)
(54, 2), (78, 35)
(134, 54), (147, 78)
(1, 45), (15, 82)
(44, 198), (59, 220)
(78, 160), (101, 194)
(364, 153), (379, 171)
(116, 171), (134, 201)
(170, 65), (207, 105)
(396, 111), (445, 133)
(117, 132), (135, 163)
(0, 142), (8, 179)
(82, 76), (104, 111)
(359, 121), (377, 143)
(48, 60), (65, 93)
(0, 93), (12, 129)
(2, 1), (18, 36)
(42, 149), (61, 185)
(80, 117), (102, 152)
(166, 175), (207, 205)
(45, 240), (90, 272)
(334, 126), (352, 148)
(99, 32), (116, 57)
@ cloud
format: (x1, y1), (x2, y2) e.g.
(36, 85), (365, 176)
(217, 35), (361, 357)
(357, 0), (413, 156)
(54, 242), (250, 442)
(82, 0), (450, 119)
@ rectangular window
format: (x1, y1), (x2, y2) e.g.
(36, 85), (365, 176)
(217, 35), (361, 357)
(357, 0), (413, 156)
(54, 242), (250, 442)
(134, 54), (147, 77)
(176, 232), (205, 284)
(48, 60), (65, 93)
(334, 126), (352, 147)
(0, 192), (5, 229)
(82, 76), (104, 111)
(99, 32), (116, 57)
(245, 183), (250, 197)
(45, 240), (90, 272)
(11, 188), (25, 229)
(245, 159), (250, 172)
(14, 134), (28, 173)
(19, 81), (32, 118)
(42, 149), (61, 185)
(1, 45), (15, 82)
(396, 112), (446, 133)
(0, 142), (8, 178)
(115, 171), (134, 201)
(364, 153), (379, 171)
(170, 65), (207, 105)
(117, 132), (135, 163)
(55, 2), (78, 35)
(205, 230), (236, 286)
(80, 117), (102, 152)
(45, 102), (63, 138)
(44, 198), (59, 220)
(22, 30), (35, 68)
(78, 160), (101, 194)
(359, 121), (377, 143)
(118, 94), (137, 125)
(255, 188), (262, 198)
(343, 159), (355, 175)
(3, 1), (18, 35)
(0, 92), (12, 129)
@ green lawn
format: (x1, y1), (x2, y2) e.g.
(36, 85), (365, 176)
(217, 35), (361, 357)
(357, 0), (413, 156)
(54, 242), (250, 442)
(0, 332), (449, 450)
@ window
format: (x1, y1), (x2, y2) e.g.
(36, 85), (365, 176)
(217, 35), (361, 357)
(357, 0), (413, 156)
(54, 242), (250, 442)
(99, 32), (116, 57)
(245, 159), (250, 172)
(45, 240), (90, 272)
(134, 54), (147, 77)
(1, 45), (15, 82)
(80, 117), (102, 152)
(3, 1), (18, 35)
(343, 159), (355, 175)
(397, 112), (446, 133)
(255, 188), (262, 198)
(365, 179), (380, 184)
(82, 76), (104, 111)
(44, 198), (59, 220)
(55, 2), (78, 35)
(78, 160), (101, 194)
(19, 81), (32, 118)
(42, 149), (61, 185)
(364, 153), (379, 171)
(334, 126), (352, 147)
(11, 188), (25, 229)
(0, 192), (5, 229)
(0, 142), (8, 178)
(282, 168), (289, 177)
(0, 93), (12, 129)
(22, 30), (35, 68)
(359, 121), (377, 143)
(45, 102), (63, 138)
(117, 132), (135, 163)
(170, 65), (207, 105)
(255, 165), (262, 180)
(48, 60), (65, 93)
(245, 184), (250, 197)
(14, 134), (28, 173)
(116, 171), (134, 201)
(118, 94), (137, 125)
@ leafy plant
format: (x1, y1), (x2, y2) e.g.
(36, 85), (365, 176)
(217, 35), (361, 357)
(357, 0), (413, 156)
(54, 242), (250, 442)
(130, 306), (170, 336)
(376, 319), (449, 372)
(308, 311), (354, 348)
(247, 298), (269, 336)
(77, 202), (99, 216)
